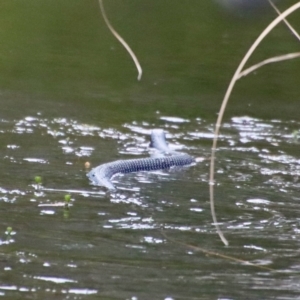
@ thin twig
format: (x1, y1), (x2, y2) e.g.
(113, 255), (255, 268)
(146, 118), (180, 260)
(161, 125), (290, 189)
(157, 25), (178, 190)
(268, 0), (300, 42)
(161, 229), (274, 272)
(238, 52), (300, 79)
(98, 0), (143, 80)
(209, 2), (300, 246)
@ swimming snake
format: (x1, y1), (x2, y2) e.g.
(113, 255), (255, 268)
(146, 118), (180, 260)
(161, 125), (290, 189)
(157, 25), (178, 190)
(87, 129), (195, 190)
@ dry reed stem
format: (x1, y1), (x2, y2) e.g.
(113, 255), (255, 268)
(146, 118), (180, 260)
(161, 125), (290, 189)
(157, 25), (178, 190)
(161, 229), (274, 272)
(268, 0), (300, 42)
(98, 0), (142, 80)
(238, 52), (300, 79)
(209, 2), (300, 246)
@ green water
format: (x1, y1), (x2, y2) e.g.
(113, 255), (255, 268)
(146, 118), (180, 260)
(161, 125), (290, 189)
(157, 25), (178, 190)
(0, 1), (300, 299)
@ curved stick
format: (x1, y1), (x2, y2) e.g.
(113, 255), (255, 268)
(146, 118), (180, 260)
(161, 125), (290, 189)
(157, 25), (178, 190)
(161, 229), (274, 271)
(268, 0), (300, 42)
(98, 0), (143, 80)
(209, 2), (300, 246)
(238, 52), (300, 79)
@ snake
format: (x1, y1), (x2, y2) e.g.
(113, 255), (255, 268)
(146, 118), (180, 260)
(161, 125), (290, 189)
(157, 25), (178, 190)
(87, 129), (196, 190)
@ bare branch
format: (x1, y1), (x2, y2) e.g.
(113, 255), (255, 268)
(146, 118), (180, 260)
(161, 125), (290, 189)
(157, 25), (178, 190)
(268, 0), (300, 42)
(98, 0), (142, 80)
(238, 52), (300, 79)
(209, 2), (300, 246)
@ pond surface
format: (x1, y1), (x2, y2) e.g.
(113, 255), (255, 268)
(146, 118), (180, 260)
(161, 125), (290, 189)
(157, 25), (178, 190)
(0, 1), (300, 299)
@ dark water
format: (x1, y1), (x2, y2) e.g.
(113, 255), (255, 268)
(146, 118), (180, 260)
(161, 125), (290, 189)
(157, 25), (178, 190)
(0, 1), (300, 299)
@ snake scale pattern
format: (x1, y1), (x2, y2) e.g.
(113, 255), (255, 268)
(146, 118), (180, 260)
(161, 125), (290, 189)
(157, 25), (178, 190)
(87, 129), (195, 190)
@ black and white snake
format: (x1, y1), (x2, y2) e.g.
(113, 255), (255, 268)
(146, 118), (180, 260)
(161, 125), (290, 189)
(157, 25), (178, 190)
(87, 129), (196, 190)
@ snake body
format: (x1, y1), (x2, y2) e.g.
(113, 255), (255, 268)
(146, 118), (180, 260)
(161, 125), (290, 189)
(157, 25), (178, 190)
(87, 129), (195, 190)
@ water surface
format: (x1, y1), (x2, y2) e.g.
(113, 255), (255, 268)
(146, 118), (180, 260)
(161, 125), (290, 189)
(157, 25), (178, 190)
(0, 1), (300, 299)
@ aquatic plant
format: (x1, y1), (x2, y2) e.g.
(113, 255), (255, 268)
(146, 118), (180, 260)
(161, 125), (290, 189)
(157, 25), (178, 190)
(34, 176), (42, 184)
(34, 176), (42, 190)
(64, 194), (71, 208)
(5, 227), (12, 235)
(5, 226), (13, 242)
